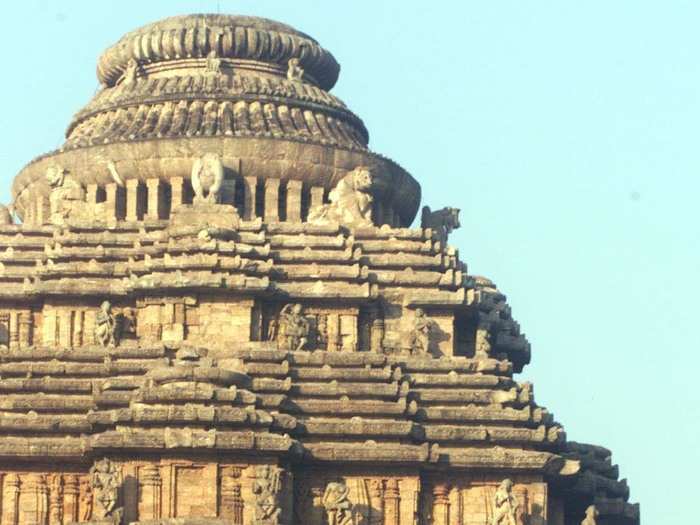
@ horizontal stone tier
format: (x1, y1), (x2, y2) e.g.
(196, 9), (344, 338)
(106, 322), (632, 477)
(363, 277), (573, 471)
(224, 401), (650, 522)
(72, 70), (352, 129)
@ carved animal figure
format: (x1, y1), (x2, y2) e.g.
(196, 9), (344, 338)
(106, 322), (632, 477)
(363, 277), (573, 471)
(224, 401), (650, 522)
(0, 203), (13, 225)
(308, 166), (374, 227)
(421, 205), (461, 244)
(322, 481), (354, 525)
(581, 505), (599, 525)
(492, 478), (519, 525)
(191, 153), (224, 204)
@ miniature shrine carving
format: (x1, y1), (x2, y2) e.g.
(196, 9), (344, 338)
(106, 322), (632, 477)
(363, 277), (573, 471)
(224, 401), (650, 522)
(253, 465), (283, 525)
(191, 153), (225, 204)
(421, 206), (461, 244)
(95, 301), (119, 347)
(89, 458), (122, 520)
(287, 58), (304, 82)
(308, 167), (374, 227)
(408, 308), (433, 355)
(492, 479), (520, 525)
(323, 481), (354, 525)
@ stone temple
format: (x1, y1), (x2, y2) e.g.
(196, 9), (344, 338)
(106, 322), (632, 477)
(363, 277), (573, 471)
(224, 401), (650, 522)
(0, 14), (639, 525)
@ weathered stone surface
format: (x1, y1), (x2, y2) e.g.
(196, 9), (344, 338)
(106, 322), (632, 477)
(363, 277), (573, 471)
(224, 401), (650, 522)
(0, 11), (638, 525)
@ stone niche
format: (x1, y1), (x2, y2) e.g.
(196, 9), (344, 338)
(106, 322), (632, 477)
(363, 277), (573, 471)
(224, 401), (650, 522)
(0, 305), (36, 349)
(421, 474), (548, 525)
(294, 467), (421, 525)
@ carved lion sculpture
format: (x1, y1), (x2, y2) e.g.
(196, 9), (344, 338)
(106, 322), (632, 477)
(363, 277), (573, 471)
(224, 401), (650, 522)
(421, 205), (461, 245)
(0, 204), (13, 225)
(191, 153), (224, 204)
(308, 166), (374, 227)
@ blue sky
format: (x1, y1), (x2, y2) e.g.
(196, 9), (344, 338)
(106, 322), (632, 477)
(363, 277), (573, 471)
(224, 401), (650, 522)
(2, 1), (697, 522)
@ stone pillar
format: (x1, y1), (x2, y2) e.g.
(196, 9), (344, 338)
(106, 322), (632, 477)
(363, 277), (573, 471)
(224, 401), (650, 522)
(63, 475), (80, 524)
(514, 485), (529, 525)
(146, 179), (164, 220)
(432, 484), (450, 525)
(383, 479), (400, 525)
(310, 186), (325, 214)
(286, 180), (303, 222)
(36, 196), (49, 225)
(326, 313), (340, 352)
(126, 179), (141, 221)
(105, 182), (119, 222)
(49, 474), (63, 525)
(86, 184), (99, 205)
(3, 473), (20, 525)
(72, 310), (84, 348)
(243, 176), (258, 220)
(0, 312), (9, 346)
(371, 314), (385, 353)
(19, 310), (33, 347)
(58, 310), (74, 348)
(8, 311), (19, 350)
(42, 309), (57, 347)
(220, 467), (244, 525)
(369, 479), (384, 525)
(170, 176), (185, 210)
(264, 178), (280, 223)
(310, 487), (325, 525)
(139, 464), (162, 519)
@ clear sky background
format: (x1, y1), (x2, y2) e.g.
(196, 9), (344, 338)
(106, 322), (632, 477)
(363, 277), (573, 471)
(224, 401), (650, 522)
(1, 1), (696, 522)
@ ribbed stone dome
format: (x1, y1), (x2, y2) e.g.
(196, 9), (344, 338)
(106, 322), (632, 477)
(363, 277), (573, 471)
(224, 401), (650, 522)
(12, 14), (421, 227)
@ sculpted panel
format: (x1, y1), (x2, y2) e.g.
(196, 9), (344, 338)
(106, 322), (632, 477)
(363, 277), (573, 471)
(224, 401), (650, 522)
(323, 481), (354, 525)
(46, 166), (86, 225)
(192, 153), (225, 205)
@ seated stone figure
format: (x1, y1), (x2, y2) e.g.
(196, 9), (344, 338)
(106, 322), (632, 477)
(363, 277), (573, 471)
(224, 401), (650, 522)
(46, 166), (86, 225)
(308, 166), (374, 227)
(95, 301), (119, 347)
(191, 153), (224, 204)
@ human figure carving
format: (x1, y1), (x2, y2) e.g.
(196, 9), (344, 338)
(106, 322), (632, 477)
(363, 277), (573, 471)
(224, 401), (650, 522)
(90, 458), (121, 519)
(287, 57), (304, 82)
(95, 301), (119, 347)
(408, 308), (433, 355)
(307, 166), (374, 227)
(277, 303), (310, 351)
(205, 49), (223, 75)
(323, 481), (354, 525)
(581, 505), (599, 525)
(46, 166), (86, 225)
(492, 479), (519, 525)
(123, 58), (141, 84)
(421, 205), (461, 245)
(253, 465), (283, 525)
(191, 153), (224, 204)
(79, 477), (93, 521)
(475, 325), (492, 359)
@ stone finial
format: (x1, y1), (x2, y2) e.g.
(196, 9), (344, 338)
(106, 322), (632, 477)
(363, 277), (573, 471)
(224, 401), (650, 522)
(253, 465), (283, 525)
(421, 205), (460, 245)
(191, 153), (224, 204)
(308, 166), (374, 227)
(275, 303), (310, 351)
(492, 478), (519, 525)
(287, 57), (304, 82)
(46, 165), (86, 225)
(95, 301), (119, 347)
(582, 505), (599, 525)
(322, 481), (354, 525)
(408, 308), (433, 355)
(89, 458), (122, 520)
